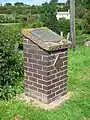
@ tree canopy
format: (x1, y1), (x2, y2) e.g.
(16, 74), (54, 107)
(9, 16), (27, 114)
(14, 2), (24, 6)
(5, 3), (12, 6)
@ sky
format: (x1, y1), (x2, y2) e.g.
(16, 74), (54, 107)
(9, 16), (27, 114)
(0, 0), (67, 5)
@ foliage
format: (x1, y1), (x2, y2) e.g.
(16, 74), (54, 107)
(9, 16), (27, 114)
(0, 2), (68, 34)
(30, 21), (43, 28)
(0, 25), (24, 100)
(67, 0), (90, 9)
(22, 21), (43, 28)
(75, 19), (83, 31)
(14, 2), (24, 6)
(5, 3), (12, 6)
(58, 18), (70, 36)
(82, 11), (90, 33)
(76, 30), (90, 45)
(66, 0), (70, 4)
(50, 0), (58, 4)
(41, 3), (60, 34)
(0, 14), (15, 23)
(81, 0), (90, 10)
(76, 5), (86, 19)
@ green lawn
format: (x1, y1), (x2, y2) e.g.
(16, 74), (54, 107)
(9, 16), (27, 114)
(0, 46), (90, 120)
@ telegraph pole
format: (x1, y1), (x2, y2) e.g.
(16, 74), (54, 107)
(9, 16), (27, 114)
(70, 0), (75, 50)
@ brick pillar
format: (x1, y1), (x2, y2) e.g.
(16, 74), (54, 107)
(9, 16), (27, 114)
(23, 38), (68, 104)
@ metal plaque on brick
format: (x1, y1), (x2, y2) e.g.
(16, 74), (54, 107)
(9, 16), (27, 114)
(53, 54), (63, 72)
(32, 29), (61, 42)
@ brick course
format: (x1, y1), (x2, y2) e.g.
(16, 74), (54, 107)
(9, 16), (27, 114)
(24, 38), (68, 104)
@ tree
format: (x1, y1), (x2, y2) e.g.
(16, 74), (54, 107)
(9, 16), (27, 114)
(82, 11), (90, 33)
(66, 0), (84, 6)
(41, 3), (60, 34)
(58, 18), (70, 36)
(50, 0), (58, 4)
(5, 3), (12, 6)
(76, 5), (86, 18)
(14, 2), (24, 6)
(66, 0), (70, 4)
(84, 0), (90, 9)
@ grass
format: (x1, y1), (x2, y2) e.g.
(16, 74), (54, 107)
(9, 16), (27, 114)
(0, 46), (90, 120)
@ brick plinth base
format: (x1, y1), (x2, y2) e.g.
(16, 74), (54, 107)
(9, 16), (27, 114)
(24, 38), (68, 104)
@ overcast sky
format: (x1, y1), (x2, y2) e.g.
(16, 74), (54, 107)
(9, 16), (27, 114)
(0, 0), (67, 5)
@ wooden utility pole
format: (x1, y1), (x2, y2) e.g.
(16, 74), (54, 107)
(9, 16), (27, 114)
(70, 0), (75, 50)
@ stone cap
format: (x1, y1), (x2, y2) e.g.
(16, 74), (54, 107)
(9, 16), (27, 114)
(22, 27), (71, 51)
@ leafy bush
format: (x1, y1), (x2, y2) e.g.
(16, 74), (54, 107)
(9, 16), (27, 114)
(0, 25), (24, 100)
(40, 3), (60, 34)
(58, 18), (70, 37)
(82, 11), (90, 34)
(0, 14), (15, 23)
(30, 21), (43, 28)
(76, 6), (86, 19)
(75, 19), (83, 31)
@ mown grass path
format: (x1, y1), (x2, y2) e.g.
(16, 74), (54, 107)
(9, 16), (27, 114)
(0, 46), (90, 120)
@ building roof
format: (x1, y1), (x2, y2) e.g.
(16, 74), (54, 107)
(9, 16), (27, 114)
(57, 10), (70, 14)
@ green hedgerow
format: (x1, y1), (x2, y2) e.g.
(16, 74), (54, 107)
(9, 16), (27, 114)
(0, 25), (24, 100)
(82, 11), (90, 34)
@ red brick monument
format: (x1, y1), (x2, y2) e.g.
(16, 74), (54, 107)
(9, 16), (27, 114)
(22, 28), (71, 104)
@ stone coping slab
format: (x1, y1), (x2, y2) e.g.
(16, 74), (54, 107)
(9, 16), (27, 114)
(22, 28), (71, 52)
